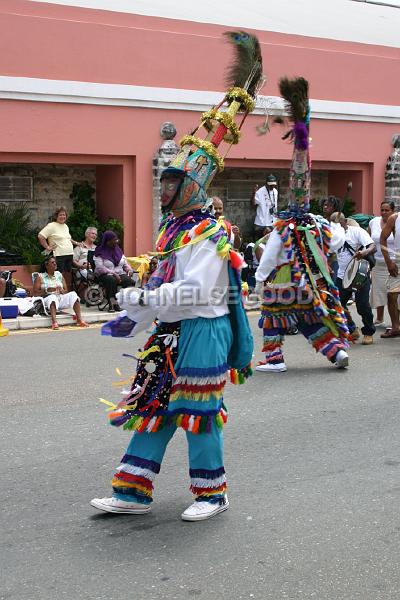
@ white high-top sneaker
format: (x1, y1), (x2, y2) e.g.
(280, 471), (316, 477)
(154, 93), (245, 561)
(256, 362), (287, 373)
(90, 497), (151, 514)
(334, 350), (349, 369)
(181, 495), (229, 522)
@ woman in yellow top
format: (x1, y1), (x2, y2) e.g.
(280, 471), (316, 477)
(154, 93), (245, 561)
(38, 206), (81, 290)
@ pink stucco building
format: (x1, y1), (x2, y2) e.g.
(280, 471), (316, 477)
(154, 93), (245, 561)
(1, 0), (400, 254)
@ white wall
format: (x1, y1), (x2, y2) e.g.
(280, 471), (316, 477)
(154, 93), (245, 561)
(26, 0), (400, 48)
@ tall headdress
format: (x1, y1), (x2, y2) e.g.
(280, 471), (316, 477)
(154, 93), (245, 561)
(160, 31), (263, 216)
(279, 77), (311, 212)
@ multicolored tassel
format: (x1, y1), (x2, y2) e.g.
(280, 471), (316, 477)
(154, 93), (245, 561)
(229, 365), (253, 385)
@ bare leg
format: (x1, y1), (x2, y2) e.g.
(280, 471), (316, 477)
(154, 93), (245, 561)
(63, 271), (72, 292)
(49, 302), (57, 325)
(73, 299), (82, 323)
(387, 293), (400, 331)
(0, 278), (5, 297)
(376, 306), (384, 322)
(73, 299), (88, 326)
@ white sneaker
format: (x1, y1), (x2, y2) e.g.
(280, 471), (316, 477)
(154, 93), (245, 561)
(374, 320), (385, 327)
(256, 362), (287, 373)
(334, 350), (349, 369)
(90, 496), (151, 514)
(181, 495), (229, 522)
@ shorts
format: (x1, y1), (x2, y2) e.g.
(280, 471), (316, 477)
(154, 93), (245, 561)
(386, 272), (400, 294)
(56, 255), (73, 273)
(43, 291), (79, 312)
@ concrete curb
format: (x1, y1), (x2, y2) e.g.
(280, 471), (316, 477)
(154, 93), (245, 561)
(2, 308), (115, 331)
(2, 302), (260, 332)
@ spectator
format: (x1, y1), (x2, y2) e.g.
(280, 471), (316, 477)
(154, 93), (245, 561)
(94, 231), (137, 312)
(32, 256), (89, 330)
(0, 276), (5, 298)
(321, 195), (342, 221)
(368, 201), (396, 326)
(73, 226), (98, 278)
(254, 226), (273, 263)
(141, 256), (159, 287)
(38, 206), (81, 291)
(322, 196), (360, 227)
(321, 198), (346, 283)
(336, 214), (376, 345)
(250, 174), (278, 239)
(212, 196), (242, 249)
(380, 208), (400, 338)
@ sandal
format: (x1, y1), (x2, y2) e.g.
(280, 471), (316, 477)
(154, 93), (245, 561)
(77, 321), (89, 328)
(98, 300), (110, 312)
(380, 328), (400, 338)
(51, 322), (59, 330)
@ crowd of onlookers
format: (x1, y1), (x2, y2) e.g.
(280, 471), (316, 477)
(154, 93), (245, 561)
(34, 206), (145, 327)
(238, 173), (400, 345)
(1, 179), (399, 339)
(0, 205), (152, 330)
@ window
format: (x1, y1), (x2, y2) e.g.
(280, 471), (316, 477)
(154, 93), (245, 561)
(0, 176), (33, 201)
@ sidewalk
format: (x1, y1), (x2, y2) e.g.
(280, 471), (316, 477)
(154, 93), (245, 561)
(2, 304), (115, 331)
(2, 296), (260, 332)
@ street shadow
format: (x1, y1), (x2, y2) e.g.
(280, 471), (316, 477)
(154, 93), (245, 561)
(87, 504), (231, 547)
(89, 511), (178, 534)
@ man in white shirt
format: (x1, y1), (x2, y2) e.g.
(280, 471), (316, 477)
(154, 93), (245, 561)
(251, 174), (278, 238)
(336, 214), (376, 345)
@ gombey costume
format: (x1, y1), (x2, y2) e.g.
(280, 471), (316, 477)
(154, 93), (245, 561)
(91, 31), (260, 520)
(255, 77), (350, 373)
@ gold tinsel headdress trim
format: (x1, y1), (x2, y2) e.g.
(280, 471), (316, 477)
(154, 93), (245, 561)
(225, 87), (256, 113)
(179, 135), (225, 172)
(201, 109), (241, 145)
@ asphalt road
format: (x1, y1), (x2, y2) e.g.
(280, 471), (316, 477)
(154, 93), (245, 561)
(1, 314), (400, 600)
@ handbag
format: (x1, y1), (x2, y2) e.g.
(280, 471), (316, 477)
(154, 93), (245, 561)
(226, 263), (254, 371)
(365, 253), (376, 270)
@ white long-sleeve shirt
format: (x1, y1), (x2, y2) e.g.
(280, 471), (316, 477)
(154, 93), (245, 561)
(119, 237), (229, 332)
(255, 219), (345, 283)
(254, 186), (278, 227)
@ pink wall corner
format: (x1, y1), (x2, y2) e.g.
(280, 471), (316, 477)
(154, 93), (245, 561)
(96, 164), (124, 223)
(121, 158), (135, 256)
(328, 171), (349, 201)
(132, 155), (154, 256)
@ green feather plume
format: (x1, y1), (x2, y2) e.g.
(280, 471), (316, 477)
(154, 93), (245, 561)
(278, 77), (309, 124)
(224, 31), (263, 98)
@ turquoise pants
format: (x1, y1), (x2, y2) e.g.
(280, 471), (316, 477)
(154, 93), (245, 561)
(112, 420), (226, 505)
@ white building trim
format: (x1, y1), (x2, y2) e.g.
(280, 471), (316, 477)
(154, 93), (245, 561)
(0, 76), (399, 124)
(25, 0), (400, 48)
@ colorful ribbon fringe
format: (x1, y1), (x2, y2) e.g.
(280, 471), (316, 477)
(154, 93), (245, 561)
(108, 405), (228, 434)
(229, 365), (253, 385)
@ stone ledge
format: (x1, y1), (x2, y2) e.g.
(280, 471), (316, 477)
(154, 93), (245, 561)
(2, 303), (259, 331)
(2, 307), (115, 331)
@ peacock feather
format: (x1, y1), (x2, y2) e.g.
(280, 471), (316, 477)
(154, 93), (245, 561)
(224, 31), (263, 98)
(278, 77), (310, 150)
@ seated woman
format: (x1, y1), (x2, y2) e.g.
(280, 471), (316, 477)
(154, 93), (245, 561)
(33, 256), (89, 330)
(73, 226), (98, 279)
(140, 256), (158, 287)
(94, 231), (137, 312)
